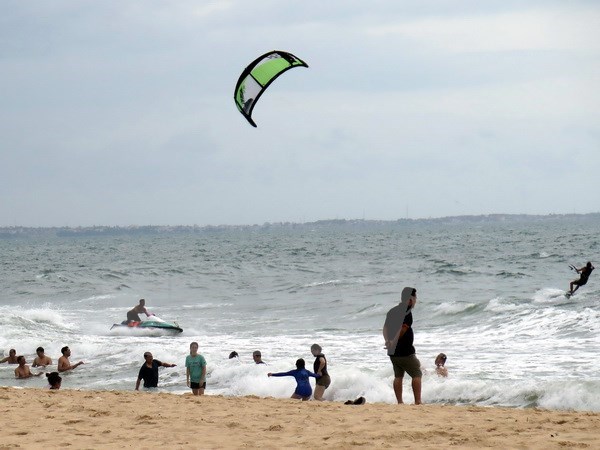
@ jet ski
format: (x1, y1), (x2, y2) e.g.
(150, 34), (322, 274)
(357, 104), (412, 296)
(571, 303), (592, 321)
(110, 314), (183, 335)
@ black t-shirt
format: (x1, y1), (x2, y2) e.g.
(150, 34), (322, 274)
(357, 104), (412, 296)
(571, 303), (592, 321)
(313, 354), (328, 377)
(393, 312), (415, 357)
(138, 360), (162, 388)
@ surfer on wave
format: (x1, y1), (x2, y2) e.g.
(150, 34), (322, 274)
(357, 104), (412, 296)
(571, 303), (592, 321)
(569, 262), (594, 296)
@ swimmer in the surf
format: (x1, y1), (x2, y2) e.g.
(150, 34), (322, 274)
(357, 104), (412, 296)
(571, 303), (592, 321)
(435, 353), (448, 377)
(14, 356), (44, 379)
(569, 262), (594, 295)
(0, 348), (18, 364)
(268, 358), (320, 401)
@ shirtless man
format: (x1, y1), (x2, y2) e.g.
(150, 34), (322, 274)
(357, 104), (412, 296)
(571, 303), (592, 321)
(32, 347), (53, 367)
(57, 346), (85, 372)
(127, 298), (151, 323)
(1, 349), (18, 364)
(15, 356), (44, 379)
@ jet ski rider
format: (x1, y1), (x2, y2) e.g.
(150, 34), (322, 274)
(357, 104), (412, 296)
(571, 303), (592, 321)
(127, 298), (151, 324)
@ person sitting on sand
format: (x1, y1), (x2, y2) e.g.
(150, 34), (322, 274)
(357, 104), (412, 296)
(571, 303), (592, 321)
(569, 262), (594, 295)
(58, 346), (85, 373)
(435, 353), (448, 377)
(127, 298), (151, 323)
(1, 349), (18, 364)
(46, 372), (62, 389)
(135, 352), (176, 390)
(311, 344), (331, 401)
(268, 358), (320, 401)
(32, 347), (52, 367)
(14, 356), (44, 379)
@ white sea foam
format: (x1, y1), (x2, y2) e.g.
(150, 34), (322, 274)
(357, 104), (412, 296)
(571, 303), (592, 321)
(1, 219), (599, 411)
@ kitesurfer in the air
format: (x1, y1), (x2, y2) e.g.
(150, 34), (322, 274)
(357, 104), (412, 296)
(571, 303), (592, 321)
(569, 262), (594, 296)
(127, 298), (151, 323)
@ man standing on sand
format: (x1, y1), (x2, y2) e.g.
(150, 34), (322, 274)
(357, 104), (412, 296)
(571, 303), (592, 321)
(383, 287), (422, 405)
(57, 347), (85, 372)
(32, 347), (52, 367)
(15, 356), (44, 379)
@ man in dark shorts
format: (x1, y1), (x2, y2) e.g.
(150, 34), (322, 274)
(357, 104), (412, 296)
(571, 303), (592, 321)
(135, 352), (176, 390)
(569, 262), (594, 295)
(127, 298), (150, 323)
(383, 287), (422, 404)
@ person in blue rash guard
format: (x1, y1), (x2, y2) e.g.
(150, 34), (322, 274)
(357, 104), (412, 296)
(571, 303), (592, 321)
(268, 358), (320, 401)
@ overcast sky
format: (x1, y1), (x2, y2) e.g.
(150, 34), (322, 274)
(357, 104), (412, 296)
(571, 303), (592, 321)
(1, 1), (599, 226)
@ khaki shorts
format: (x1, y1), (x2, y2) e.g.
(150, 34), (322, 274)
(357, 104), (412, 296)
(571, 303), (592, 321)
(316, 374), (331, 388)
(390, 354), (422, 378)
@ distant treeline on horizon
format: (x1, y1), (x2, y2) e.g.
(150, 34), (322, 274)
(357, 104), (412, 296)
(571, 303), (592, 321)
(1, 213), (599, 239)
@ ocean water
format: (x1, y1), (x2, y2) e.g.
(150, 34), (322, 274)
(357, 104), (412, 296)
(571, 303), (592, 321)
(1, 218), (599, 411)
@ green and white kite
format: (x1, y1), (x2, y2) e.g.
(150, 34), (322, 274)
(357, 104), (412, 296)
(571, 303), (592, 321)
(234, 50), (308, 127)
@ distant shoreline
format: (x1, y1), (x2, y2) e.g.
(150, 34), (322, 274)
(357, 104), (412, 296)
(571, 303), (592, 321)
(1, 213), (599, 239)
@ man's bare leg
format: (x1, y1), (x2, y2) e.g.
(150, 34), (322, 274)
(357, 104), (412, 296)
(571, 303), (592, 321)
(393, 377), (404, 404)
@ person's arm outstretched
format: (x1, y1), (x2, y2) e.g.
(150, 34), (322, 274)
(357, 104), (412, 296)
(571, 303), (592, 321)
(268, 370), (294, 377)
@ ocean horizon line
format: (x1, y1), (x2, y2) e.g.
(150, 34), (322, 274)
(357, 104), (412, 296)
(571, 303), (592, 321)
(1, 212), (599, 238)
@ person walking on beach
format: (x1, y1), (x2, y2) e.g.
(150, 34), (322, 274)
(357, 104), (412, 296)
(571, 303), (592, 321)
(135, 352), (176, 390)
(46, 372), (62, 389)
(32, 347), (52, 367)
(186, 342), (207, 396)
(0, 349), (18, 364)
(268, 358), (320, 401)
(127, 298), (151, 323)
(569, 262), (594, 296)
(383, 287), (422, 405)
(435, 353), (448, 377)
(58, 347), (85, 373)
(14, 356), (44, 379)
(310, 344), (330, 401)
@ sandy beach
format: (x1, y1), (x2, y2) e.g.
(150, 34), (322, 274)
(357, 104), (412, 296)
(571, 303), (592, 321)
(1, 387), (598, 449)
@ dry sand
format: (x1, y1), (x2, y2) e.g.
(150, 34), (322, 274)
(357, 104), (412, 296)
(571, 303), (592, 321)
(1, 387), (599, 449)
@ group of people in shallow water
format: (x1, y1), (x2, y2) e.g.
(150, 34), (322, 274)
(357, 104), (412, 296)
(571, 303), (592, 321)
(2, 293), (450, 403)
(3, 261), (592, 403)
(132, 342), (332, 400)
(0, 346), (67, 390)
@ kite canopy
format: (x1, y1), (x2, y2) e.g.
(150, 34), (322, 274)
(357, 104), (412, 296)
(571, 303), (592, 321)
(234, 50), (308, 127)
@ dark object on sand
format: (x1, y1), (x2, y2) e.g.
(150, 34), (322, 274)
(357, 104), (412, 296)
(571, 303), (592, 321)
(344, 396), (366, 405)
